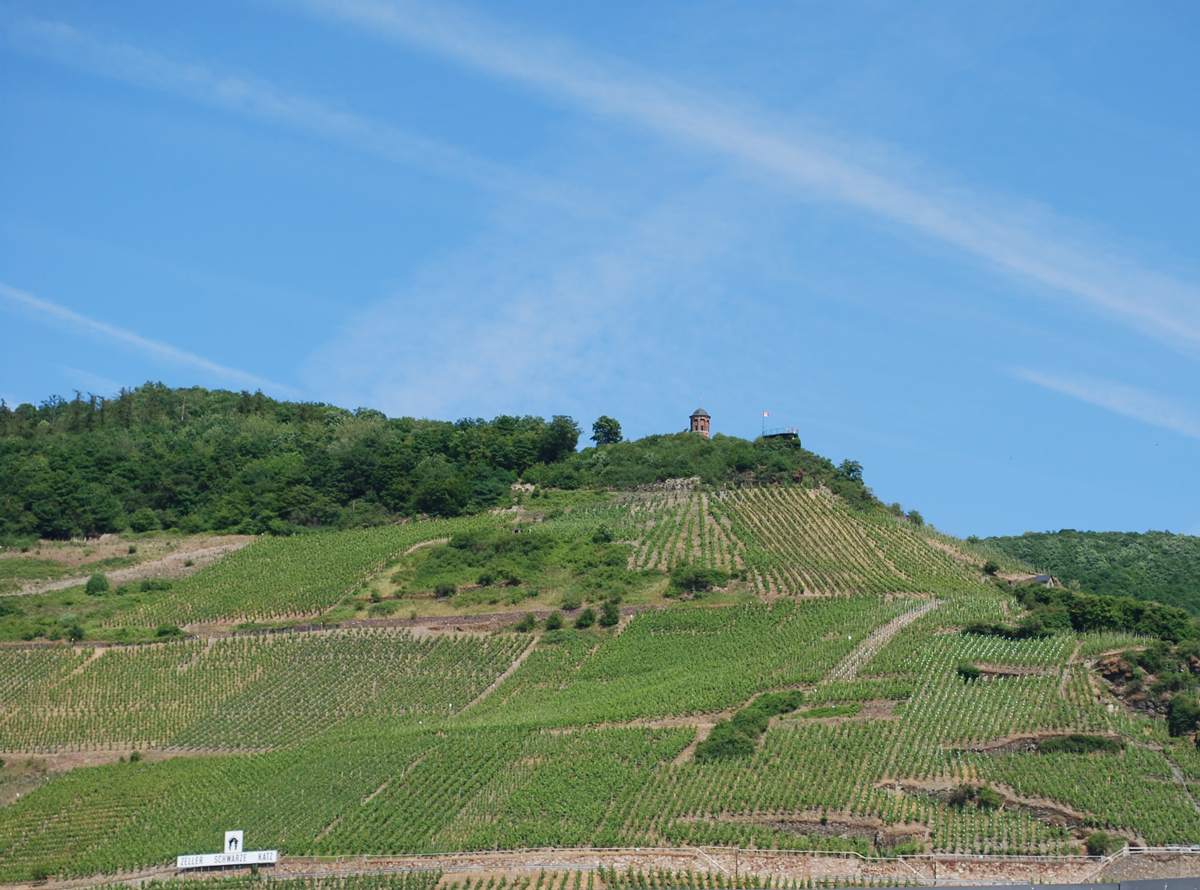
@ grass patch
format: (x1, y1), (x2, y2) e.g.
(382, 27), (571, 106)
(796, 703), (863, 720)
(1038, 733), (1124, 755)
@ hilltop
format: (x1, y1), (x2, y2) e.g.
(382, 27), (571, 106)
(1, 389), (1199, 886)
(1, 384), (878, 541)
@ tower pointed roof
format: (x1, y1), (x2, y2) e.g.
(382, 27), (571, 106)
(690, 407), (709, 418)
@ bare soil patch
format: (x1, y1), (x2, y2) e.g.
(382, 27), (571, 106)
(8, 535), (255, 596)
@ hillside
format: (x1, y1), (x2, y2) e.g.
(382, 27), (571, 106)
(985, 529), (1200, 616)
(1, 479), (1200, 884)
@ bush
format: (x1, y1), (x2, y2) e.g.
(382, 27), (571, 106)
(947, 785), (977, 808)
(85, 573), (110, 596)
(434, 582), (456, 599)
(982, 559), (1000, 576)
(129, 507), (160, 532)
(592, 524), (614, 544)
(129, 751), (141, 763)
(598, 600), (621, 628)
(694, 721), (756, 763)
(515, 613), (536, 633)
(669, 564), (730, 594)
(156, 624), (183, 638)
(544, 611), (564, 631)
(1038, 734), (1123, 755)
(1167, 695), (1200, 737)
(956, 663), (981, 682)
(1086, 832), (1110, 856)
(66, 623), (84, 642)
(574, 607), (596, 629)
(976, 785), (1002, 809)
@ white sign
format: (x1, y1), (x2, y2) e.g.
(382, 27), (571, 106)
(176, 850), (278, 869)
(177, 831), (277, 870)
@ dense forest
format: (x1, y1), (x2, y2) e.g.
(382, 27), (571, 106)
(0, 384), (879, 540)
(986, 529), (1200, 616)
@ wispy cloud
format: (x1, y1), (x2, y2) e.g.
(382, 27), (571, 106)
(1015, 368), (1200, 442)
(2, 15), (565, 203)
(0, 282), (293, 394)
(300, 0), (1200, 356)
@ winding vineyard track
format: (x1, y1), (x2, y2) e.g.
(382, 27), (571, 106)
(823, 599), (939, 683)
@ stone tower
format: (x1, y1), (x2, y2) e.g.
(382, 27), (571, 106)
(689, 407), (710, 438)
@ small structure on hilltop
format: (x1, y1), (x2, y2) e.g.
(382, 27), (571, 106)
(689, 407), (710, 438)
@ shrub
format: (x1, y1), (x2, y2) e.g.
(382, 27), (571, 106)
(598, 600), (621, 628)
(66, 623), (84, 642)
(544, 611), (564, 631)
(694, 721), (756, 763)
(1038, 734), (1123, 755)
(129, 507), (160, 533)
(956, 663), (981, 682)
(1086, 832), (1110, 856)
(515, 613), (536, 633)
(976, 785), (1002, 810)
(156, 624), (183, 638)
(1167, 695), (1200, 737)
(129, 751), (141, 763)
(592, 524), (614, 544)
(574, 607), (596, 629)
(669, 564), (730, 594)
(947, 785), (977, 808)
(85, 573), (110, 596)
(981, 559), (999, 576)
(434, 582), (456, 599)
(128, 544), (137, 554)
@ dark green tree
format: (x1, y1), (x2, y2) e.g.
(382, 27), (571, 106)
(574, 607), (596, 629)
(599, 600), (621, 627)
(1167, 695), (1200, 737)
(836, 459), (863, 483)
(590, 416), (622, 446)
(85, 573), (110, 597)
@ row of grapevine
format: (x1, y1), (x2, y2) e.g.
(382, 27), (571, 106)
(128, 517), (497, 626)
(717, 489), (980, 597)
(463, 597), (914, 728)
(0, 629), (526, 751)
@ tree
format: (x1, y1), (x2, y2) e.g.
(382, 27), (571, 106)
(590, 416), (622, 446)
(836, 459), (863, 483)
(1167, 695), (1200, 737)
(599, 600), (621, 628)
(574, 607), (596, 629)
(85, 573), (110, 596)
(982, 559), (1000, 576)
(537, 416), (581, 464)
(544, 611), (564, 631)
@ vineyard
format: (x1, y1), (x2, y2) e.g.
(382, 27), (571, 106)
(0, 629), (526, 751)
(1, 482), (1200, 883)
(128, 518), (497, 627)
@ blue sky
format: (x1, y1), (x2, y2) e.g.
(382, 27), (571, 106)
(3, 1), (1199, 538)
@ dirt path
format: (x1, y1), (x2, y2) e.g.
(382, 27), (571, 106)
(1060, 640), (1081, 700)
(455, 634), (540, 713)
(823, 600), (939, 684)
(11, 538), (254, 596)
(2, 845), (1161, 890)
